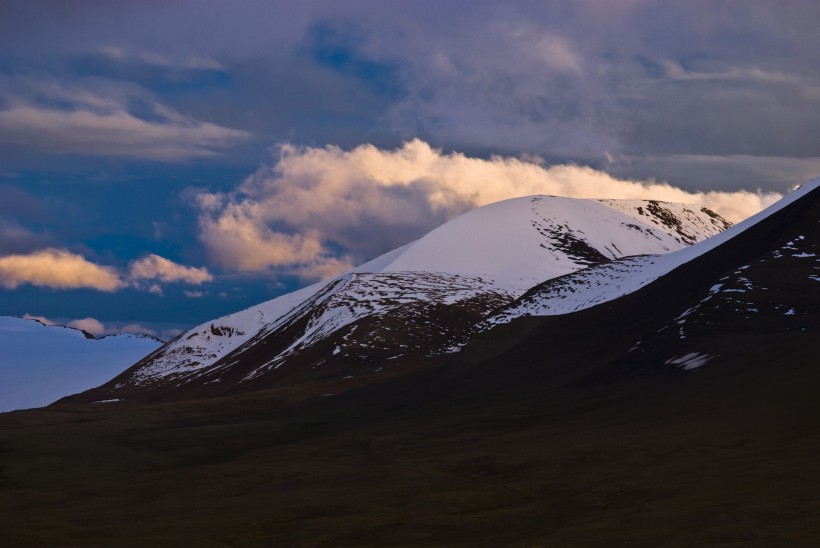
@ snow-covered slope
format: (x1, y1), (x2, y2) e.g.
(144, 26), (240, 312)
(491, 179), (818, 322)
(79, 195), (730, 400)
(0, 316), (162, 412)
(130, 271), (511, 390)
(378, 196), (729, 291)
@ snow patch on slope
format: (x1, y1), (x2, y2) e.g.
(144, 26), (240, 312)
(241, 272), (511, 381)
(126, 281), (324, 383)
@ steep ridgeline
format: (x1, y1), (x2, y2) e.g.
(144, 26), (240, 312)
(72, 196), (730, 402)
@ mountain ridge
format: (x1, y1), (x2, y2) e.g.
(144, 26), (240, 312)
(65, 195), (732, 403)
(451, 178), (819, 391)
(0, 316), (162, 412)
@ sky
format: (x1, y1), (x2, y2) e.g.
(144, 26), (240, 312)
(1, 0), (819, 340)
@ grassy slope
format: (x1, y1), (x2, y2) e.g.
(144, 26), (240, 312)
(1, 337), (819, 547)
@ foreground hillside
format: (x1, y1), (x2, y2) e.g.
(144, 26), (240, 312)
(0, 181), (816, 545)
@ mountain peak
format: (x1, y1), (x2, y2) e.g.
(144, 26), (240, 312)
(65, 195), (732, 403)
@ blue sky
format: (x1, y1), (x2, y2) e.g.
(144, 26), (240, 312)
(1, 1), (819, 339)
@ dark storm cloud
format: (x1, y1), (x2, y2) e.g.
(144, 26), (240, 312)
(0, 185), (51, 254)
(359, 1), (820, 169)
(3, 1), (818, 186)
(0, 218), (48, 255)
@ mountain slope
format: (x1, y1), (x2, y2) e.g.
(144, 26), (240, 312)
(491, 180), (816, 321)
(452, 178), (819, 391)
(68, 196), (729, 402)
(0, 317), (162, 412)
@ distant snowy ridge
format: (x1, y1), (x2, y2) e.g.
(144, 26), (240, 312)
(0, 316), (162, 412)
(102, 195), (730, 392)
(491, 179), (819, 322)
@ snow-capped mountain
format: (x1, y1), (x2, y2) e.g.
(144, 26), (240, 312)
(491, 179), (819, 322)
(72, 196), (730, 402)
(0, 316), (162, 412)
(453, 177), (819, 388)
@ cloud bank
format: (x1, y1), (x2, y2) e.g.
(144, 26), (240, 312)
(0, 77), (250, 161)
(196, 140), (783, 279)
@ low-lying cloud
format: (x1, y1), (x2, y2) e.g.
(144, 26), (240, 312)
(23, 313), (177, 341)
(195, 139), (783, 279)
(66, 317), (106, 336)
(0, 248), (212, 293)
(0, 248), (123, 291)
(129, 254), (213, 285)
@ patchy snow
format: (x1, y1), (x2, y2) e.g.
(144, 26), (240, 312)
(129, 281), (324, 383)
(666, 352), (715, 371)
(0, 316), (161, 412)
(597, 199), (732, 245)
(241, 271), (511, 381)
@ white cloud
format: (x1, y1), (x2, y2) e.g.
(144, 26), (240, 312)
(22, 313), (173, 340)
(530, 34), (583, 74)
(67, 317), (106, 336)
(97, 45), (225, 70)
(129, 254), (213, 285)
(22, 313), (56, 326)
(0, 248), (123, 291)
(295, 257), (356, 282)
(196, 196), (326, 271)
(0, 248), (212, 293)
(661, 60), (802, 84)
(195, 140), (783, 277)
(117, 323), (161, 339)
